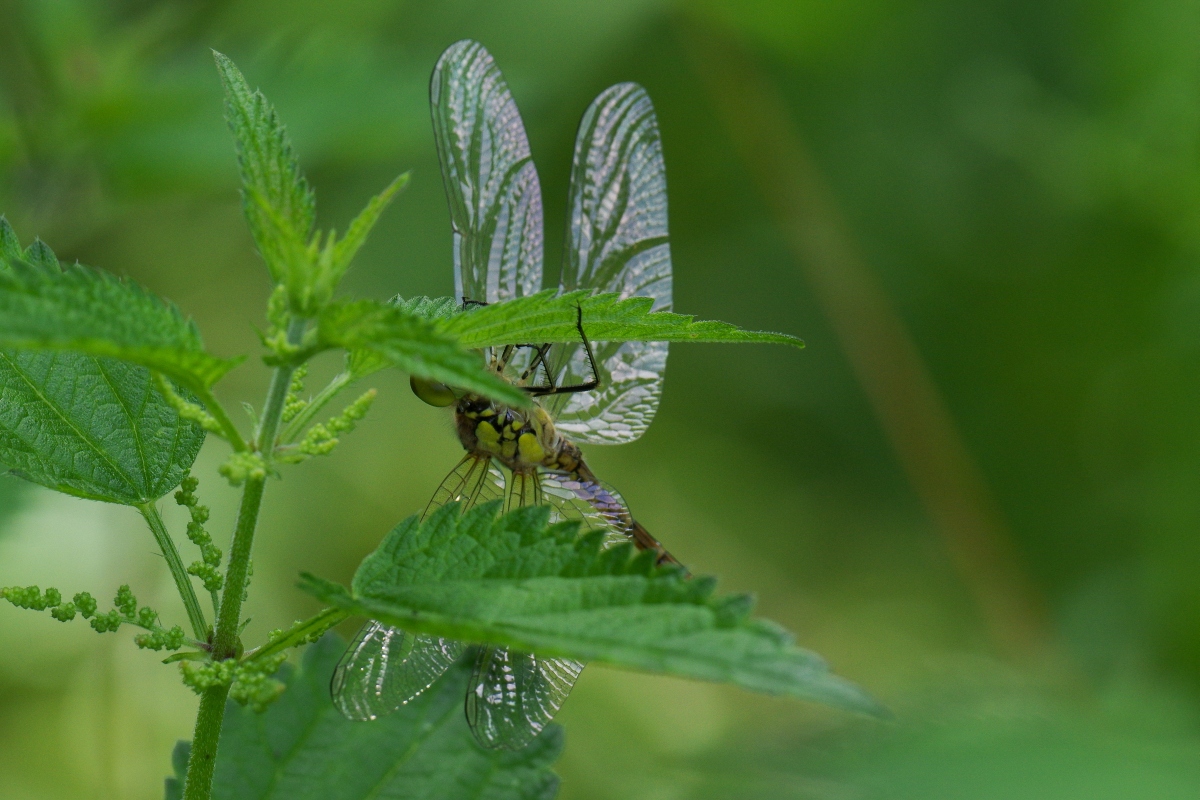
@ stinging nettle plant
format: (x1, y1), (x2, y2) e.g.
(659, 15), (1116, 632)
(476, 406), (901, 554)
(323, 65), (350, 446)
(0, 45), (881, 800)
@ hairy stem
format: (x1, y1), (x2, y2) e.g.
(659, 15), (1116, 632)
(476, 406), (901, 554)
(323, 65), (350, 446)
(182, 685), (230, 800)
(138, 503), (208, 640)
(182, 318), (306, 800)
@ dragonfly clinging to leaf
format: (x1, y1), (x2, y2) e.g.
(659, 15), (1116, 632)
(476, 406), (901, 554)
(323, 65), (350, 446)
(332, 39), (685, 750)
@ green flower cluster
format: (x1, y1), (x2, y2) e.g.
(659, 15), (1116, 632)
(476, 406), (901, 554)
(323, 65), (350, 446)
(219, 451), (268, 486)
(1, 584), (185, 650)
(281, 364), (309, 423)
(180, 651), (288, 713)
(175, 474), (224, 597)
(294, 388), (377, 458)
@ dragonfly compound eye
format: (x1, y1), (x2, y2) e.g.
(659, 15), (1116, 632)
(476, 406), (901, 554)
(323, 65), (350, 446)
(410, 376), (456, 407)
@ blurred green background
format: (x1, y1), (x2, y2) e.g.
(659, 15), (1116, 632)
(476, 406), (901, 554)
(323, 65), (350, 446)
(3, 0), (1200, 798)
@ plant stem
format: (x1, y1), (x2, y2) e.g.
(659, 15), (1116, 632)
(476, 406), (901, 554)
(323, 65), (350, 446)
(138, 503), (209, 640)
(182, 318), (306, 800)
(183, 685), (230, 800)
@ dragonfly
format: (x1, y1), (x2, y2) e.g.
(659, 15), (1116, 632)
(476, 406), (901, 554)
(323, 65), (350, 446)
(332, 39), (684, 750)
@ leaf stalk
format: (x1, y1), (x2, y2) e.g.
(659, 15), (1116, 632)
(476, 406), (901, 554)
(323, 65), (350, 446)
(137, 503), (209, 641)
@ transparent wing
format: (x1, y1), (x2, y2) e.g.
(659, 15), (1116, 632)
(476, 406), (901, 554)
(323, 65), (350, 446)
(546, 83), (672, 444)
(332, 455), (501, 721)
(331, 622), (466, 721)
(540, 471), (627, 547)
(463, 465), (587, 750)
(431, 39), (543, 305)
(425, 452), (506, 515)
(466, 644), (585, 750)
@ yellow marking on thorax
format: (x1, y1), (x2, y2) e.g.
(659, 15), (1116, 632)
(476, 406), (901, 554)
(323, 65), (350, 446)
(517, 432), (545, 463)
(474, 420), (502, 454)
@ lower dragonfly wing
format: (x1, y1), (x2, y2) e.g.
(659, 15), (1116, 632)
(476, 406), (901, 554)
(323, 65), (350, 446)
(333, 455), (501, 721)
(465, 467), (589, 750)
(332, 622), (466, 721)
(466, 645), (585, 750)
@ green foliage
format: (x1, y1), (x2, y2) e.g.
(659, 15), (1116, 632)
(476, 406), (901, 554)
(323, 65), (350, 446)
(2, 46), (830, 800)
(0, 218), (240, 395)
(218, 451), (268, 486)
(241, 608), (349, 666)
(0, 225), (207, 504)
(0, 348), (206, 503)
(214, 51), (315, 311)
(189, 634), (561, 800)
(214, 52), (407, 316)
(301, 502), (881, 715)
(280, 365), (309, 423)
(413, 290), (805, 349)
(1, 583), (186, 650)
(316, 299), (527, 404)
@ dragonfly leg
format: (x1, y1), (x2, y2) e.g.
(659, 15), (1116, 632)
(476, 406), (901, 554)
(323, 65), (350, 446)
(528, 305), (600, 397)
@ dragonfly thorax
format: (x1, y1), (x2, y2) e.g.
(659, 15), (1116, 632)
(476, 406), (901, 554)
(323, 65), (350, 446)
(454, 394), (583, 475)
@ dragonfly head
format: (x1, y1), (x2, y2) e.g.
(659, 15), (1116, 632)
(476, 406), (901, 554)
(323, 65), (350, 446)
(409, 375), (456, 407)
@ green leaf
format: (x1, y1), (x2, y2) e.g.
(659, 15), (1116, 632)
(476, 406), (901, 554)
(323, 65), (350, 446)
(301, 503), (882, 716)
(203, 633), (561, 800)
(432, 290), (805, 349)
(0, 218), (240, 395)
(0, 349), (206, 504)
(214, 51), (316, 310)
(0, 226), (207, 503)
(318, 300), (528, 405)
(215, 54), (405, 314)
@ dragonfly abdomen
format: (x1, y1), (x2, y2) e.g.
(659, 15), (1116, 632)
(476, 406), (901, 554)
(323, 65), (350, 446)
(561, 459), (686, 572)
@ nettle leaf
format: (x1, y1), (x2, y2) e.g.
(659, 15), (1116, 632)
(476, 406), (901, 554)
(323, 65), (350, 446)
(0, 227), (206, 504)
(301, 503), (882, 715)
(0, 218), (239, 394)
(318, 300), (527, 405)
(0, 350), (206, 504)
(426, 290), (804, 350)
(198, 633), (561, 800)
(216, 52), (406, 314)
(215, 51), (315, 304)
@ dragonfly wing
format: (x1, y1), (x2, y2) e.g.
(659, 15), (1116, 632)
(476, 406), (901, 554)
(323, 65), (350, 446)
(332, 455), (502, 721)
(540, 470), (625, 544)
(466, 645), (585, 750)
(460, 468), (588, 749)
(425, 452), (506, 518)
(431, 40), (543, 305)
(547, 83), (671, 444)
(332, 622), (466, 721)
